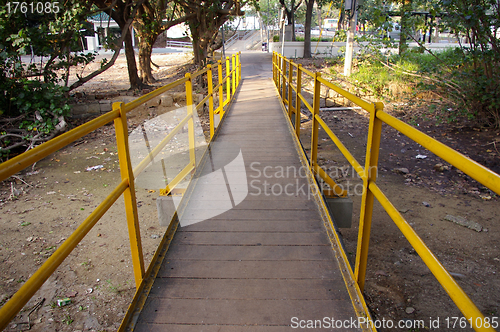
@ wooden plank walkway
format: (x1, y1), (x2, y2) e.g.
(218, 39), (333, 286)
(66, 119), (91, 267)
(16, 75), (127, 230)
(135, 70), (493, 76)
(132, 52), (369, 332)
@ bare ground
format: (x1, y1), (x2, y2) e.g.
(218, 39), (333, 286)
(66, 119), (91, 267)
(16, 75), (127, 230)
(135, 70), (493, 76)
(0, 53), (499, 332)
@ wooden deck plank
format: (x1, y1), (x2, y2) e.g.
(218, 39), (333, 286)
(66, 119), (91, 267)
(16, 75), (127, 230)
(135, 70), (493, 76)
(156, 260), (341, 279)
(162, 244), (332, 260)
(138, 298), (357, 325)
(147, 278), (350, 300)
(169, 231), (330, 246)
(178, 219), (323, 232)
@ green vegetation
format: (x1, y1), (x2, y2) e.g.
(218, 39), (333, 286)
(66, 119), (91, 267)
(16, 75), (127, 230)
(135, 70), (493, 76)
(0, 1), (94, 159)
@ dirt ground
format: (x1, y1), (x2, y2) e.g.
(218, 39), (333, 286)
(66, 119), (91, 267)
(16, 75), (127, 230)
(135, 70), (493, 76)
(1, 53), (499, 332)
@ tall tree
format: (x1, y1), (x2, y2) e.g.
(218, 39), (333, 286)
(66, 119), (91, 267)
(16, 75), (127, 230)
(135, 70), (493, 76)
(178, 0), (246, 67)
(303, 0), (315, 57)
(398, 0), (412, 54)
(278, 0), (303, 41)
(133, 1), (194, 83)
(93, 0), (146, 89)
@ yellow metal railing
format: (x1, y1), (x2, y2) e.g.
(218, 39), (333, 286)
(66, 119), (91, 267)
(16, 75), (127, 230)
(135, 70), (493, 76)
(272, 52), (500, 332)
(0, 52), (242, 330)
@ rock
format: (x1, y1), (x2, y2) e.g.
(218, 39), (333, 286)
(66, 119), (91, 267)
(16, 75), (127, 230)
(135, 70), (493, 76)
(449, 272), (465, 279)
(422, 201), (431, 207)
(444, 214), (482, 232)
(173, 92), (186, 102)
(195, 93), (205, 104)
(100, 103), (112, 113)
(394, 167), (409, 175)
(405, 307), (415, 314)
(160, 94), (174, 107)
(145, 97), (161, 108)
(66, 291), (78, 298)
(433, 163), (449, 172)
(113, 96), (136, 104)
(151, 234), (160, 239)
(325, 98), (336, 107)
(70, 104), (88, 115)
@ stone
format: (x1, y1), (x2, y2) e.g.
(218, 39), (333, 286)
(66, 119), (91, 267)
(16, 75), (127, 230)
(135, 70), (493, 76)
(195, 93), (205, 104)
(173, 92), (186, 102)
(444, 214), (482, 232)
(433, 163), (449, 172)
(100, 103), (112, 113)
(87, 103), (101, 114)
(394, 167), (409, 175)
(70, 104), (88, 114)
(405, 307), (415, 314)
(160, 94), (174, 107)
(111, 96), (135, 106)
(145, 97), (161, 108)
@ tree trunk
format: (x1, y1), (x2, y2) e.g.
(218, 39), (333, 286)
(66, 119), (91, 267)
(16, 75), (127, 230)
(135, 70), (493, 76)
(399, 0), (412, 55)
(138, 37), (156, 84)
(303, 0), (314, 58)
(190, 21), (210, 68)
(123, 30), (143, 89)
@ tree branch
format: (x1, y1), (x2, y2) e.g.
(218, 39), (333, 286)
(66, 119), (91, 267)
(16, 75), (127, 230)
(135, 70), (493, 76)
(69, 1), (144, 91)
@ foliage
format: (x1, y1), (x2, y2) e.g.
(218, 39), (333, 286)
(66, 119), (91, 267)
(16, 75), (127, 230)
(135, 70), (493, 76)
(434, 0), (500, 127)
(179, 0), (252, 66)
(0, 1), (95, 158)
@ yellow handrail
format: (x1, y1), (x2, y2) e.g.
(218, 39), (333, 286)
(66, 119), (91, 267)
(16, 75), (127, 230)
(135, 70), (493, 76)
(0, 52), (242, 331)
(272, 52), (499, 332)
(0, 110), (120, 181)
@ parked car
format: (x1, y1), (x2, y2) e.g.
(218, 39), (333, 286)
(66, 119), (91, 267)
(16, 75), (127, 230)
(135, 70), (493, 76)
(295, 24), (304, 33)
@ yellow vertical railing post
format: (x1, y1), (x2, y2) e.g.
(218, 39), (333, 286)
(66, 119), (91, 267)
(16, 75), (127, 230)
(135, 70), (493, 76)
(278, 53), (281, 88)
(354, 101), (384, 292)
(235, 52), (240, 86)
(295, 64), (302, 138)
(185, 73), (196, 168)
(272, 53), (276, 84)
(281, 58), (286, 99)
(231, 54), (236, 97)
(113, 102), (145, 288)
(226, 56), (231, 104)
(207, 65), (215, 139)
(276, 54), (280, 93)
(310, 72), (321, 167)
(218, 60), (224, 118)
(238, 52), (242, 83)
(288, 63), (293, 118)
